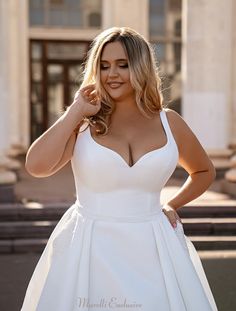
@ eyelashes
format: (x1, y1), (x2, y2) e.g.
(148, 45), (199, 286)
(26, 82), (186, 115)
(100, 64), (129, 70)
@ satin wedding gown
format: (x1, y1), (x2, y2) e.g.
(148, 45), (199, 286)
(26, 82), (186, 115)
(21, 109), (218, 311)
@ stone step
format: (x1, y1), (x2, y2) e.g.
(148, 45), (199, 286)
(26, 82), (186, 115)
(0, 203), (70, 221)
(178, 205), (236, 218)
(182, 218), (236, 235)
(0, 218), (236, 239)
(0, 203), (236, 221)
(1, 236), (236, 254)
(188, 236), (236, 251)
(0, 221), (56, 239)
(0, 238), (48, 253)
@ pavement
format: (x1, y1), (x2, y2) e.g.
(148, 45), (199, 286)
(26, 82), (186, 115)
(1, 157), (236, 311)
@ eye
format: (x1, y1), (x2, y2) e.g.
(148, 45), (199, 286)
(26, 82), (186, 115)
(119, 63), (128, 68)
(100, 64), (109, 70)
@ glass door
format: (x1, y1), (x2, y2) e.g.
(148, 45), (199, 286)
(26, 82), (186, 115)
(68, 64), (83, 104)
(47, 63), (83, 127)
(30, 40), (90, 142)
(47, 64), (64, 127)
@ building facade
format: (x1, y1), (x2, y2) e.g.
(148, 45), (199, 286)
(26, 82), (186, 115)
(0, 0), (236, 193)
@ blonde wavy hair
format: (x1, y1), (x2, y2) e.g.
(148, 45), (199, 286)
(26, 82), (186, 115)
(78, 26), (164, 135)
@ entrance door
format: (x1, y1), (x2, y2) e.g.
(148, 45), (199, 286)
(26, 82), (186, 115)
(47, 63), (82, 127)
(30, 40), (90, 142)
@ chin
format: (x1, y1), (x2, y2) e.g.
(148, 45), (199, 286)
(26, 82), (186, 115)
(109, 94), (125, 102)
(106, 91), (123, 101)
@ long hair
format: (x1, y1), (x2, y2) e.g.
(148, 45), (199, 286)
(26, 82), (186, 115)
(78, 27), (164, 135)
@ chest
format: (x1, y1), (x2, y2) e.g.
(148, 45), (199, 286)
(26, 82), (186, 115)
(71, 125), (179, 192)
(89, 119), (168, 168)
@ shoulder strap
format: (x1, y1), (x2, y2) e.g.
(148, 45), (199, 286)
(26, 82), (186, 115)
(160, 109), (171, 138)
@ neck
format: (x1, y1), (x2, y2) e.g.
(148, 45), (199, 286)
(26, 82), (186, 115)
(111, 97), (142, 122)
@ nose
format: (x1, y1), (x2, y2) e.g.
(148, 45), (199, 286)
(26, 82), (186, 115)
(108, 64), (119, 78)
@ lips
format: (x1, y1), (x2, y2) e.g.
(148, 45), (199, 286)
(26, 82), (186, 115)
(107, 82), (123, 89)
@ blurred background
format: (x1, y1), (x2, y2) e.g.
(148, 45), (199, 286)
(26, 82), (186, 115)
(0, 1), (236, 310)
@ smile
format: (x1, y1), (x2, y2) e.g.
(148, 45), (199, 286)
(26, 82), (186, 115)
(107, 82), (123, 89)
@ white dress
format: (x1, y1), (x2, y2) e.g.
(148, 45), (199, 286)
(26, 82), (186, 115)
(21, 109), (218, 311)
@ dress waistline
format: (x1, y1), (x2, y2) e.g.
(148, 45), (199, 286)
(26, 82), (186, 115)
(74, 198), (163, 223)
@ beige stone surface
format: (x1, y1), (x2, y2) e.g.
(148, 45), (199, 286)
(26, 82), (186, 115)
(182, 0), (234, 150)
(225, 168), (236, 182)
(0, 169), (17, 185)
(208, 149), (234, 158)
(0, 156), (21, 171)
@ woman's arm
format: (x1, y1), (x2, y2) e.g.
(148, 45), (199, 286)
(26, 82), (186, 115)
(25, 84), (101, 178)
(166, 108), (216, 209)
(162, 108), (216, 227)
(25, 104), (84, 177)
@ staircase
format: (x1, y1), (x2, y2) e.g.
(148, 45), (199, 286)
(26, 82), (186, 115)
(178, 205), (236, 250)
(0, 203), (236, 253)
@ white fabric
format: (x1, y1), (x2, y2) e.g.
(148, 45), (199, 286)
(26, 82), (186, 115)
(21, 109), (218, 310)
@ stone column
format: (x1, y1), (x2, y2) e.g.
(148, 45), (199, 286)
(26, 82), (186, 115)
(224, 0), (236, 194)
(230, 0), (236, 149)
(102, 0), (149, 38)
(17, 0), (30, 150)
(0, 0), (20, 202)
(0, 0), (11, 155)
(182, 0), (234, 178)
(6, 0), (29, 153)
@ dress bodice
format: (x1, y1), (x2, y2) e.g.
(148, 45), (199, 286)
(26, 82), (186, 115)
(71, 109), (179, 217)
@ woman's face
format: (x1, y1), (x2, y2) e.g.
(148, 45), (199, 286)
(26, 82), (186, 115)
(100, 41), (135, 102)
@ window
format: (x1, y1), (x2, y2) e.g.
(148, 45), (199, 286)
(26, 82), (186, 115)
(149, 0), (182, 113)
(29, 0), (102, 28)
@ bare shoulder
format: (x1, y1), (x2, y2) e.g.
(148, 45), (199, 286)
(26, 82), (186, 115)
(164, 108), (200, 149)
(162, 108), (216, 176)
(163, 108), (188, 135)
(163, 107), (198, 143)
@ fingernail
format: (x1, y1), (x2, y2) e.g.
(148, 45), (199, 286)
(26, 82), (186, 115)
(173, 223), (177, 228)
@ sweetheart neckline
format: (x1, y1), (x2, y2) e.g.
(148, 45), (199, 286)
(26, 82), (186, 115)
(86, 111), (170, 168)
(88, 129), (170, 168)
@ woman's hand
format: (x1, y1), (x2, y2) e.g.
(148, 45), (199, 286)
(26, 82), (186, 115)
(162, 204), (182, 228)
(71, 84), (101, 118)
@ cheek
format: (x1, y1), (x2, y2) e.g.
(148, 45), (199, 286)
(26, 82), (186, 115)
(100, 71), (107, 85)
(123, 71), (131, 83)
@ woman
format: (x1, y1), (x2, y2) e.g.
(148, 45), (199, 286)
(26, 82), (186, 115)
(21, 27), (218, 310)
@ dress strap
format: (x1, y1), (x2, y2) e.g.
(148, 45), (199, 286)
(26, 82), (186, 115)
(160, 109), (175, 143)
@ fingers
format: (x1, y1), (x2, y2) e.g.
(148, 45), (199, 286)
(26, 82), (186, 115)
(87, 94), (100, 106)
(80, 84), (96, 92)
(85, 90), (98, 102)
(176, 214), (183, 225)
(74, 85), (100, 106)
(162, 208), (182, 228)
(74, 84), (96, 97)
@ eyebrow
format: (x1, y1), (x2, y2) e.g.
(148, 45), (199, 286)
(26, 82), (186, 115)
(100, 58), (128, 62)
